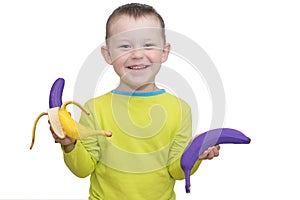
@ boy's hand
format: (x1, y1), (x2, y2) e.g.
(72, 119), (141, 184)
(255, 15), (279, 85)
(198, 145), (220, 160)
(49, 120), (76, 152)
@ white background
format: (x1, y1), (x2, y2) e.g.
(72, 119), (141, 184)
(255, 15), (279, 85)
(1, 0), (299, 199)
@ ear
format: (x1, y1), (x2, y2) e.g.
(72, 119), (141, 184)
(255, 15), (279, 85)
(161, 43), (171, 63)
(101, 46), (112, 65)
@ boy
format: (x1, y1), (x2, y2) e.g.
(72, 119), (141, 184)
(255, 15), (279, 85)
(52, 3), (220, 200)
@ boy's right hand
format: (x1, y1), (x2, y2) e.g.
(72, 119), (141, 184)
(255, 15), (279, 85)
(49, 120), (76, 153)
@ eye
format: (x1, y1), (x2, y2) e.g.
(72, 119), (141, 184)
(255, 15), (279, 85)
(144, 43), (155, 49)
(119, 44), (131, 49)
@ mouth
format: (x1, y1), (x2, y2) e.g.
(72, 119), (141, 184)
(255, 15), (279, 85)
(126, 65), (150, 70)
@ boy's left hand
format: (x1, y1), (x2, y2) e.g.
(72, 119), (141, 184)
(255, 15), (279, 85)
(198, 145), (220, 160)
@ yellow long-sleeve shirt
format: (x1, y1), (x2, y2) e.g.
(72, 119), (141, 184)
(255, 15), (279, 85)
(63, 90), (201, 200)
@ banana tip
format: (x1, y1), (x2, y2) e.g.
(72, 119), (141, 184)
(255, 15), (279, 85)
(185, 186), (191, 193)
(103, 130), (112, 137)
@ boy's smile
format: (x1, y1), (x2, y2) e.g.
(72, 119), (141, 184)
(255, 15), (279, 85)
(101, 15), (170, 92)
(126, 64), (149, 70)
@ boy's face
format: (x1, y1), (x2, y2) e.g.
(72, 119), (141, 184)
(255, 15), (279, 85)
(102, 15), (170, 91)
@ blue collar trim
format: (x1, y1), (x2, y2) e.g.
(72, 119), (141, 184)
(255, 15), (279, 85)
(111, 89), (165, 97)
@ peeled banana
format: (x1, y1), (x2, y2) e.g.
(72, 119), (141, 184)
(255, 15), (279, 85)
(30, 78), (111, 149)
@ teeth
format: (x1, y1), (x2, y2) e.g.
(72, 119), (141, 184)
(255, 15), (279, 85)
(128, 65), (147, 70)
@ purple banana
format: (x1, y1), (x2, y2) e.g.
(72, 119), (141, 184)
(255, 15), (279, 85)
(180, 128), (251, 193)
(49, 78), (65, 108)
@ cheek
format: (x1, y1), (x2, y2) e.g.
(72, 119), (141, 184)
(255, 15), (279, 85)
(111, 51), (129, 65)
(148, 51), (164, 63)
(111, 54), (130, 76)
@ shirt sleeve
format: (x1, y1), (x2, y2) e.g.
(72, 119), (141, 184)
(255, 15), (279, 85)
(62, 140), (97, 178)
(62, 99), (100, 178)
(167, 100), (202, 180)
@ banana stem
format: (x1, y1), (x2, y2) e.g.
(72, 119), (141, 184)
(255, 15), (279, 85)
(30, 112), (48, 150)
(61, 101), (90, 115)
(184, 170), (191, 193)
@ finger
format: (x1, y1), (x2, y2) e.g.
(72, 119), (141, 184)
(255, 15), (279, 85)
(212, 147), (220, 157)
(199, 146), (214, 159)
(51, 129), (58, 138)
(54, 137), (60, 143)
(198, 150), (209, 160)
(52, 133), (58, 140)
(52, 133), (63, 144)
(207, 150), (215, 160)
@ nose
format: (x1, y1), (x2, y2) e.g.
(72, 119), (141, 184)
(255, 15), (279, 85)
(130, 47), (144, 59)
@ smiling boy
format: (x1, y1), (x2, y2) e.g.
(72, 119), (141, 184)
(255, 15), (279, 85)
(52, 3), (220, 200)
(101, 8), (169, 92)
